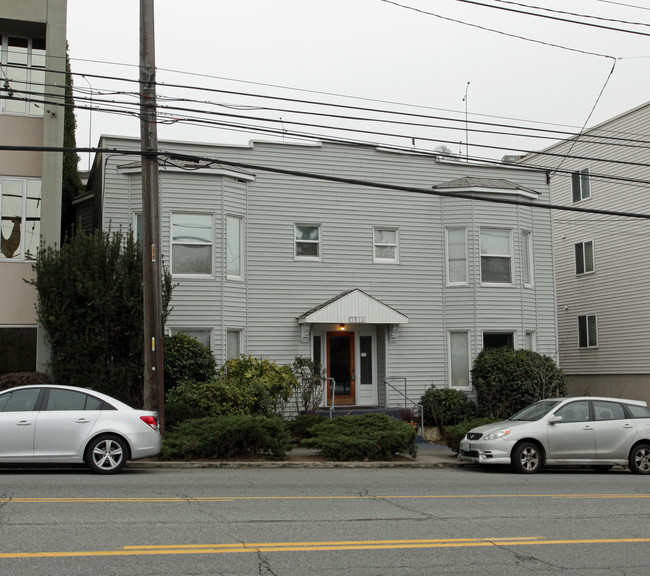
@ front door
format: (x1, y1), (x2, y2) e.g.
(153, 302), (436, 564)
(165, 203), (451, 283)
(327, 332), (355, 405)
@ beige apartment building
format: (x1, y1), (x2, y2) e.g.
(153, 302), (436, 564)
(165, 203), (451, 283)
(0, 0), (67, 373)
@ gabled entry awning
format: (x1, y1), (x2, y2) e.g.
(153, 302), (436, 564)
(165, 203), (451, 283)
(298, 289), (408, 325)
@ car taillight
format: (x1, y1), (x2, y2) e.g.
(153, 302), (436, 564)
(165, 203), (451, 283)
(140, 415), (159, 431)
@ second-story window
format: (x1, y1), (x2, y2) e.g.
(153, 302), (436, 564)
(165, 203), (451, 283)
(521, 230), (533, 286)
(1, 34), (46, 116)
(295, 224), (321, 260)
(373, 227), (398, 263)
(171, 213), (213, 275)
(480, 228), (512, 284)
(575, 240), (594, 275)
(572, 168), (591, 203)
(446, 227), (467, 285)
(227, 216), (242, 279)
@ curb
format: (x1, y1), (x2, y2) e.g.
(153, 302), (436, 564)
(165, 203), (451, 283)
(127, 458), (468, 470)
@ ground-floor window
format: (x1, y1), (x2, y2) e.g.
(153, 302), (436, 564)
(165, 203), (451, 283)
(483, 332), (514, 349)
(449, 331), (470, 388)
(226, 329), (241, 360)
(0, 326), (37, 373)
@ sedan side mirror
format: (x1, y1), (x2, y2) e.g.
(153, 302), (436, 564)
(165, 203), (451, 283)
(548, 416), (563, 424)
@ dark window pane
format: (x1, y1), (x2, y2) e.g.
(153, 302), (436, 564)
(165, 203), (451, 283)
(481, 256), (511, 283)
(0, 388), (40, 412)
(0, 327), (37, 373)
(578, 316), (587, 347)
(483, 333), (514, 349)
(360, 336), (372, 385)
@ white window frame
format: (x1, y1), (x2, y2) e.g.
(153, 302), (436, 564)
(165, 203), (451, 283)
(226, 329), (241, 360)
(227, 215), (243, 279)
(480, 228), (513, 285)
(572, 167), (591, 203)
(168, 328), (212, 350)
(525, 331), (536, 351)
(0, 177), (41, 261)
(574, 240), (595, 276)
(171, 212), (213, 276)
(373, 226), (398, 263)
(0, 34), (46, 116)
(578, 314), (598, 348)
(521, 230), (534, 287)
(294, 223), (321, 261)
(448, 331), (471, 390)
(446, 227), (468, 285)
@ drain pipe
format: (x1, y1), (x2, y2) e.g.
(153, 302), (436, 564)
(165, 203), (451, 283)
(327, 378), (336, 419)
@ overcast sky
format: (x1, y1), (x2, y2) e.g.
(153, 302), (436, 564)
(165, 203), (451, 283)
(65, 0), (650, 169)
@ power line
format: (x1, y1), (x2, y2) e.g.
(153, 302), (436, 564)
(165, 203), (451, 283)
(377, 0), (617, 59)
(452, 0), (650, 35)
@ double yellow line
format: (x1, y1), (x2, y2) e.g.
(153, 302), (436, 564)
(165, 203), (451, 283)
(3, 536), (650, 559)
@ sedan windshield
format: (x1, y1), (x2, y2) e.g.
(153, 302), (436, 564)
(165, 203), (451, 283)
(509, 400), (562, 421)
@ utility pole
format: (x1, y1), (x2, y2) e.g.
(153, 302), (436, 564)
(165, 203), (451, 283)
(139, 0), (164, 428)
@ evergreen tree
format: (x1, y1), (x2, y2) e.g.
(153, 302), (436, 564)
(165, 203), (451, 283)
(61, 46), (83, 243)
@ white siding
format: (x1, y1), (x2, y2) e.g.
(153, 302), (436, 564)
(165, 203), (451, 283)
(98, 137), (558, 405)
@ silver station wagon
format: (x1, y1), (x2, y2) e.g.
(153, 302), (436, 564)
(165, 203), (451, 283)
(458, 396), (650, 474)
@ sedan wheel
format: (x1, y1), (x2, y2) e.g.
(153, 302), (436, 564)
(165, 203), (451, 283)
(512, 442), (541, 474)
(629, 444), (650, 475)
(86, 435), (128, 474)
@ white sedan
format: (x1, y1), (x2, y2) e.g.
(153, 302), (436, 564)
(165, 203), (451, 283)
(0, 384), (161, 474)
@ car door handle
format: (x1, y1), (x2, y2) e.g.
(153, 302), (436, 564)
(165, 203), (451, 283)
(16, 420), (32, 426)
(75, 418), (91, 424)
(623, 424), (634, 429)
(583, 425), (594, 430)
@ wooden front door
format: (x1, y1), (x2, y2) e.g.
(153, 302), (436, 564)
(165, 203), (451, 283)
(327, 332), (355, 405)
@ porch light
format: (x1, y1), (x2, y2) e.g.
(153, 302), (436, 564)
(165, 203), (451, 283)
(339, 324), (346, 331)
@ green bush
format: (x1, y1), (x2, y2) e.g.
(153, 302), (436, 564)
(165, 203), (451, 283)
(291, 356), (326, 414)
(0, 371), (52, 392)
(444, 418), (501, 453)
(164, 356), (299, 428)
(302, 413), (417, 461)
(420, 386), (476, 434)
(27, 229), (173, 407)
(163, 332), (217, 391)
(216, 355), (298, 415)
(160, 414), (291, 461)
(287, 413), (327, 440)
(471, 348), (567, 419)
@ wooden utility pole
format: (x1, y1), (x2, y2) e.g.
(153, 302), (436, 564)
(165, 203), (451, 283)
(139, 0), (164, 427)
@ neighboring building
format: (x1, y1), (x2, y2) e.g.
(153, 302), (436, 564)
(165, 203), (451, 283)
(78, 136), (558, 408)
(518, 101), (650, 404)
(0, 1), (67, 374)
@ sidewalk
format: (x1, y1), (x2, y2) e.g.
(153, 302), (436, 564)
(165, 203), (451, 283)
(128, 438), (469, 470)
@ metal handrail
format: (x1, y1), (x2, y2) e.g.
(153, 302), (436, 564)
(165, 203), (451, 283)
(384, 377), (424, 434)
(327, 377), (336, 419)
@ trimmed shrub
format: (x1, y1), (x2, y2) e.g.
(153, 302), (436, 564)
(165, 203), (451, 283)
(0, 371), (52, 392)
(160, 414), (291, 461)
(160, 415), (290, 460)
(163, 332), (217, 391)
(302, 413), (417, 461)
(471, 348), (567, 419)
(287, 413), (327, 440)
(420, 386), (476, 435)
(444, 418), (501, 453)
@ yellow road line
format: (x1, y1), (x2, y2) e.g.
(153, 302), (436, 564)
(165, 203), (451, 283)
(3, 493), (650, 504)
(3, 536), (650, 559)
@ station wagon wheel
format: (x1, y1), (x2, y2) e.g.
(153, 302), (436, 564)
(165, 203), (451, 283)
(628, 443), (650, 475)
(512, 442), (542, 474)
(85, 434), (128, 474)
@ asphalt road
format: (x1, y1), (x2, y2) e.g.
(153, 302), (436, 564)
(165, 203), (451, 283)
(1, 466), (649, 575)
